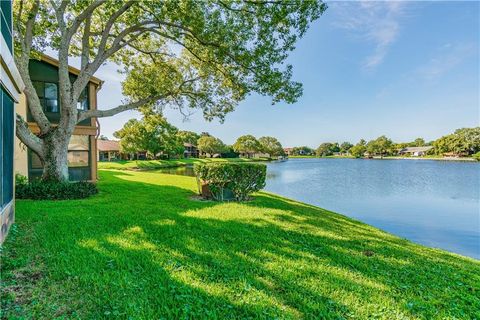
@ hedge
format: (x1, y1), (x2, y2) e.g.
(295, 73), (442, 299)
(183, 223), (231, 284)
(194, 163), (266, 201)
(15, 174), (98, 200)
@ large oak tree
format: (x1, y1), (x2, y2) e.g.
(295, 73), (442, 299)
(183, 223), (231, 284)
(14, 0), (325, 181)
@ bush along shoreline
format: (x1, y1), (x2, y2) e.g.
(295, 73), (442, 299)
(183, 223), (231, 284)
(194, 163), (266, 201)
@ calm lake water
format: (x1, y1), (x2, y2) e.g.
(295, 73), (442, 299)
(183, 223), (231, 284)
(265, 158), (480, 259)
(159, 158), (480, 259)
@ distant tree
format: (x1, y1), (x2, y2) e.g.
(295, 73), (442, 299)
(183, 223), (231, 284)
(233, 135), (262, 158)
(350, 140), (367, 158)
(197, 136), (226, 157)
(114, 114), (182, 159)
(259, 136), (284, 158)
(433, 127), (480, 156)
(292, 146), (314, 156)
(177, 131), (200, 145)
(340, 142), (353, 154)
(221, 145), (240, 158)
(410, 138), (426, 147)
(366, 136), (393, 157)
(98, 135), (109, 141)
(316, 143), (334, 157)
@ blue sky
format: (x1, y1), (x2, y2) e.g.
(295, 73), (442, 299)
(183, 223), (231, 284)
(94, 1), (479, 147)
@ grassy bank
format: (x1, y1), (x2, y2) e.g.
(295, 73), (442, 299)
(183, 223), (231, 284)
(1, 170), (479, 319)
(98, 157), (269, 170)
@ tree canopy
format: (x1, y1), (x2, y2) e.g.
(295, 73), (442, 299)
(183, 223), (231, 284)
(197, 135), (226, 157)
(233, 135), (262, 156)
(13, 0), (326, 181)
(113, 114), (183, 159)
(258, 136), (284, 157)
(177, 130), (200, 145)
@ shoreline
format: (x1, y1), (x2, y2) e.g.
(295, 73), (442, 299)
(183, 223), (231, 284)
(288, 155), (477, 162)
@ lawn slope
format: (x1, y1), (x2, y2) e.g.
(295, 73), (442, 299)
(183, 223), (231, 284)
(1, 170), (479, 319)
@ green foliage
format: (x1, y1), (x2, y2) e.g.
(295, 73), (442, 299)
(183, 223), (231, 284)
(114, 114), (183, 159)
(411, 138), (426, 147)
(177, 131), (201, 145)
(350, 140), (367, 158)
(316, 142), (340, 157)
(258, 136), (284, 157)
(473, 152), (480, 161)
(196, 135), (226, 156)
(433, 127), (480, 156)
(366, 136), (393, 156)
(194, 163), (266, 201)
(233, 135), (263, 156)
(340, 142), (353, 153)
(291, 146), (314, 156)
(15, 181), (98, 200)
(15, 173), (28, 186)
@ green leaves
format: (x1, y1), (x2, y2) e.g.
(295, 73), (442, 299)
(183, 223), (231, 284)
(113, 114), (183, 159)
(194, 162), (266, 201)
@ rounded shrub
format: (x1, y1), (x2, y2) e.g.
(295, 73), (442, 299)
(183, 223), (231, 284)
(194, 163), (266, 201)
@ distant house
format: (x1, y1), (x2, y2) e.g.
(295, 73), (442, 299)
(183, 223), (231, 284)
(97, 140), (127, 161)
(184, 143), (199, 158)
(398, 146), (433, 157)
(284, 148), (293, 156)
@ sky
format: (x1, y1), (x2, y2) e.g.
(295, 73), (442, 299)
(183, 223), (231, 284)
(90, 1), (479, 147)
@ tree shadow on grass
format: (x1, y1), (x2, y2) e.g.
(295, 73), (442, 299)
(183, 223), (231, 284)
(4, 170), (479, 319)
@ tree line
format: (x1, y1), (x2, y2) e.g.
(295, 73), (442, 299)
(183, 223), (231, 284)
(113, 115), (286, 159)
(309, 127), (480, 158)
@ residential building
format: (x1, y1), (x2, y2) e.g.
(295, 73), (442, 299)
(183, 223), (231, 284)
(1, 0), (26, 243)
(183, 143), (199, 158)
(284, 148), (293, 156)
(14, 54), (103, 181)
(97, 139), (127, 161)
(398, 146), (433, 157)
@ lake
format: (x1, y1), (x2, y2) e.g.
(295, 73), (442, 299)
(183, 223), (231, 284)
(265, 158), (480, 259)
(159, 158), (480, 259)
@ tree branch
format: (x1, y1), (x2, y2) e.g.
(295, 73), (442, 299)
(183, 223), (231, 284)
(77, 95), (164, 122)
(16, 114), (44, 157)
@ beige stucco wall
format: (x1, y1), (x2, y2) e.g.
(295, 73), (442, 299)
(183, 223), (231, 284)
(14, 93), (28, 177)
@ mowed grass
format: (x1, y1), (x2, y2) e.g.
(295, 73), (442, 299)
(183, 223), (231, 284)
(97, 157), (269, 170)
(1, 170), (479, 319)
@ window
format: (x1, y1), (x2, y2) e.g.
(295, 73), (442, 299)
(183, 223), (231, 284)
(68, 151), (89, 167)
(68, 135), (89, 167)
(1, 87), (14, 206)
(32, 81), (59, 113)
(30, 153), (43, 169)
(77, 88), (88, 111)
(44, 83), (58, 112)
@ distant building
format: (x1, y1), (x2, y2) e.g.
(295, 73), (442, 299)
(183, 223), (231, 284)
(284, 148), (293, 156)
(398, 146), (433, 157)
(97, 140), (128, 161)
(184, 143), (199, 158)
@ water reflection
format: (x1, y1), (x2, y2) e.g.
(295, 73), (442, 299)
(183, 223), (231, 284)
(265, 158), (480, 259)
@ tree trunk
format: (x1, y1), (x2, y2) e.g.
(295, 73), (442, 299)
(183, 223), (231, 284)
(41, 133), (70, 182)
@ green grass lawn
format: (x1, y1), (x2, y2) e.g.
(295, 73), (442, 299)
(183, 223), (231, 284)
(98, 157), (269, 170)
(1, 170), (479, 319)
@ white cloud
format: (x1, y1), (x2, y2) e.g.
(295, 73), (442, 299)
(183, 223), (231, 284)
(331, 1), (408, 69)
